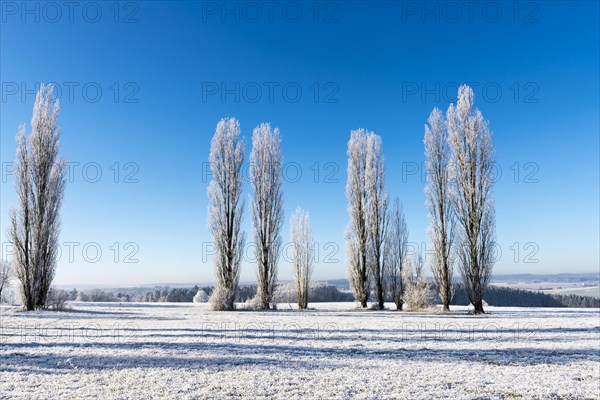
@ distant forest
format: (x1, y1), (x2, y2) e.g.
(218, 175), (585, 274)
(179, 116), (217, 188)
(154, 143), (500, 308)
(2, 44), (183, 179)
(449, 284), (599, 308)
(61, 282), (599, 308)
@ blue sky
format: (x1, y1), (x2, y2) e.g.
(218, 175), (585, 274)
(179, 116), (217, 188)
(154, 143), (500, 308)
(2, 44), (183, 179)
(1, 1), (598, 286)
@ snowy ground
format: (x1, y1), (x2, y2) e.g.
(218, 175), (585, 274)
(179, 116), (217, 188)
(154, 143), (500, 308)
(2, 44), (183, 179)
(543, 286), (600, 299)
(1, 302), (599, 399)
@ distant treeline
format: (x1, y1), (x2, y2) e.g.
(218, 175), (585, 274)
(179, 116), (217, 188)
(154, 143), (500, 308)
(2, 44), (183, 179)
(61, 282), (599, 308)
(64, 283), (354, 304)
(449, 284), (599, 308)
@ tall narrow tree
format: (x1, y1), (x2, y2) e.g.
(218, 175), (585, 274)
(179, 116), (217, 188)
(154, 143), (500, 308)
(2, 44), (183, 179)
(366, 133), (388, 310)
(385, 198), (408, 310)
(289, 207), (314, 309)
(207, 117), (246, 311)
(9, 84), (66, 310)
(346, 129), (371, 308)
(250, 123), (284, 310)
(424, 107), (455, 311)
(447, 85), (496, 314)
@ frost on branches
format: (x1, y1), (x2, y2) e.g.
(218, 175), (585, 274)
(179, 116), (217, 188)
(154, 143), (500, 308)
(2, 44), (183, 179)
(207, 118), (246, 311)
(365, 133), (389, 310)
(346, 128), (389, 309)
(289, 207), (314, 309)
(402, 254), (434, 311)
(385, 198), (408, 310)
(250, 123), (284, 310)
(447, 85), (496, 314)
(0, 261), (12, 303)
(9, 84), (66, 311)
(424, 107), (455, 311)
(346, 129), (371, 308)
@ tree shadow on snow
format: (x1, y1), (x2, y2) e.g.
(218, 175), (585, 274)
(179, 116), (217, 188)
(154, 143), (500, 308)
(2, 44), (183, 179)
(1, 336), (598, 373)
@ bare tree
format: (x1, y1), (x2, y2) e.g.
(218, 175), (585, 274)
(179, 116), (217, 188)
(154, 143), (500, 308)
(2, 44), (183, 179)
(366, 133), (388, 310)
(45, 287), (69, 310)
(385, 198), (408, 310)
(424, 107), (455, 311)
(207, 117), (246, 311)
(402, 253), (434, 311)
(0, 261), (12, 303)
(346, 129), (371, 308)
(447, 85), (496, 314)
(250, 123), (284, 310)
(289, 207), (314, 309)
(9, 84), (66, 311)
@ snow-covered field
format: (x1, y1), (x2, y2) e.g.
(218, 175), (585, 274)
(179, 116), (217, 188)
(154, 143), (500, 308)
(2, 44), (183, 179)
(543, 286), (600, 299)
(1, 302), (599, 399)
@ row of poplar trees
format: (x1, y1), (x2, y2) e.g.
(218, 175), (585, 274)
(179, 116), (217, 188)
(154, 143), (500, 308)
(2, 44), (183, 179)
(8, 84), (493, 313)
(207, 119), (316, 311)
(208, 84), (496, 314)
(346, 85), (496, 313)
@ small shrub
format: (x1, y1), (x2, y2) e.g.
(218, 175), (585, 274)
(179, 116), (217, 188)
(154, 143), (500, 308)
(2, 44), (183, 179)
(193, 289), (209, 303)
(402, 254), (434, 311)
(45, 288), (69, 310)
(209, 286), (235, 311)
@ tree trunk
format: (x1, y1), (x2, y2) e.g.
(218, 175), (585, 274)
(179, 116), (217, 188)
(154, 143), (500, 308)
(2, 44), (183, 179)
(443, 284), (451, 311)
(25, 297), (35, 311)
(473, 299), (484, 314)
(303, 290), (309, 310)
(376, 279), (384, 310)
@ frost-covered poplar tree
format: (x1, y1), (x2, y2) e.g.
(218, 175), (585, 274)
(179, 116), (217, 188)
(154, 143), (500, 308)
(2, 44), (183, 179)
(385, 198), (408, 310)
(447, 85), (496, 314)
(9, 84), (66, 310)
(346, 129), (371, 308)
(289, 207), (314, 309)
(425, 107), (455, 311)
(207, 117), (246, 311)
(250, 123), (284, 310)
(366, 133), (388, 310)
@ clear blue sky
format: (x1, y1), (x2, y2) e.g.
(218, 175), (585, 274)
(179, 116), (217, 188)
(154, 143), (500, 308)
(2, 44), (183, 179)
(1, 1), (598, 286)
